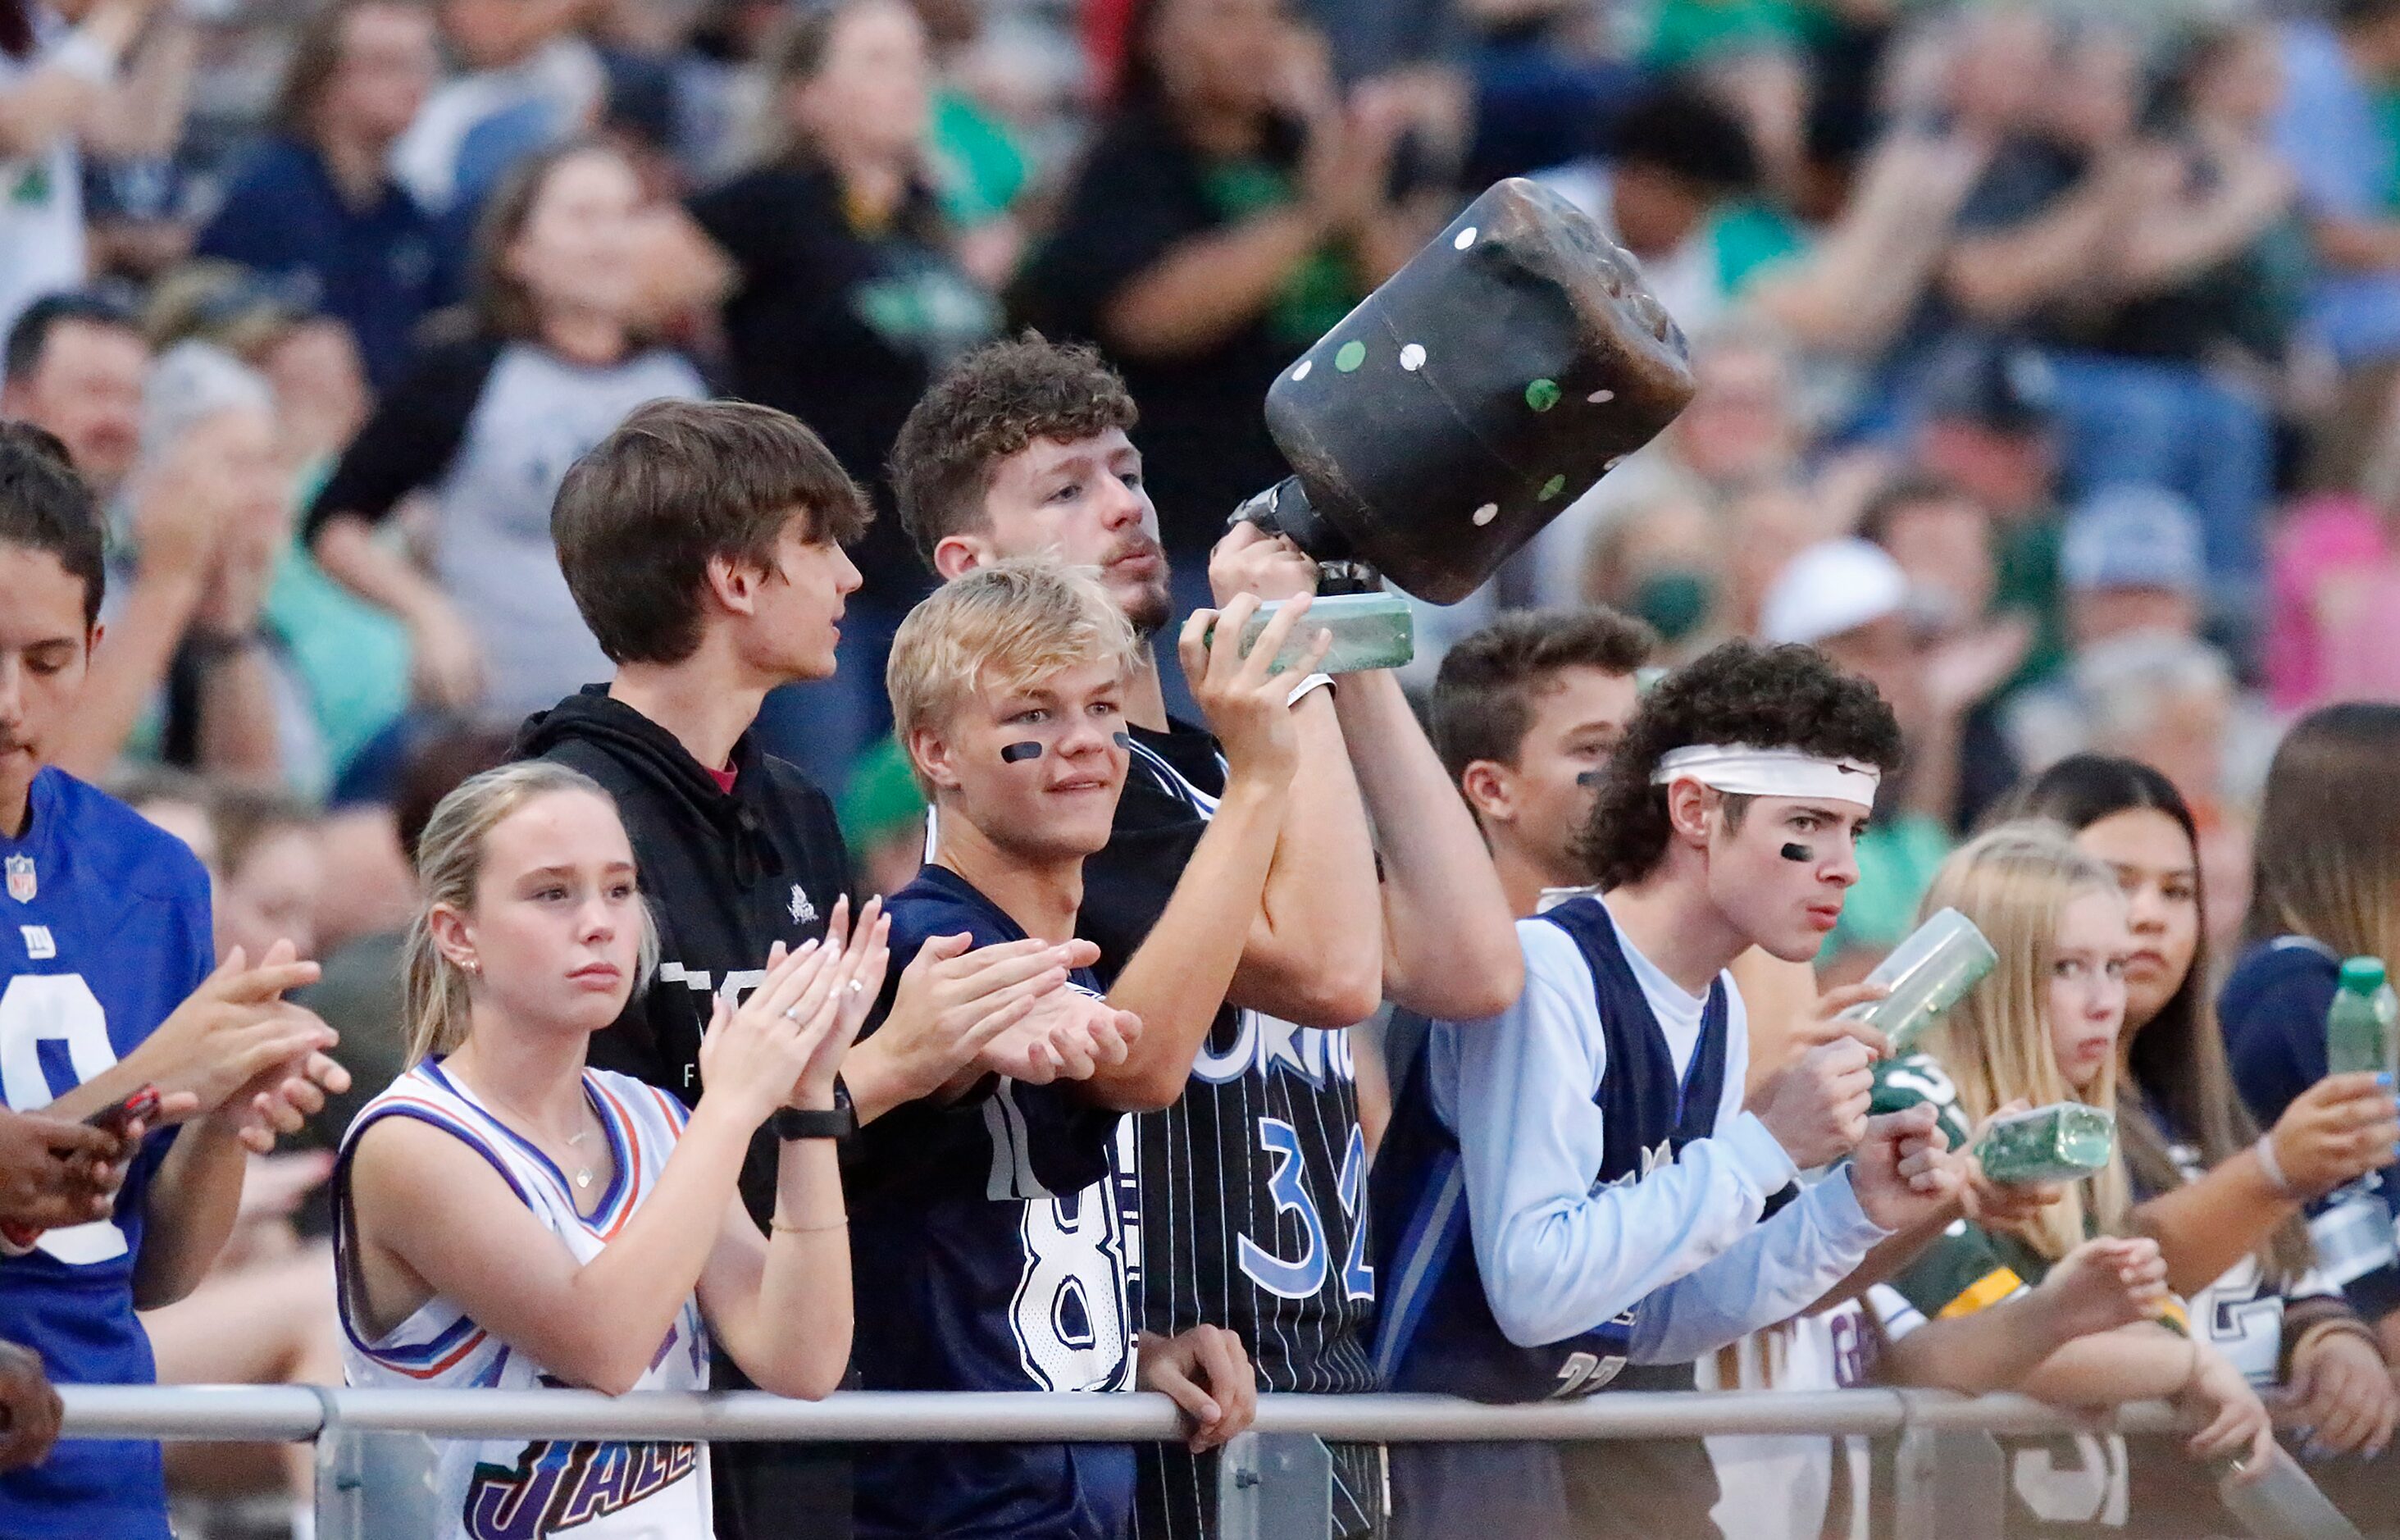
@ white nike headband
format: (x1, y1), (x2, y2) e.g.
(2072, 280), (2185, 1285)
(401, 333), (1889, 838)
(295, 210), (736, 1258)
(1650, 744), (1881, 811)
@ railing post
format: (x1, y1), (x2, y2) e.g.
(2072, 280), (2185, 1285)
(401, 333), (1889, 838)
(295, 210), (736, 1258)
(1891, 1392), (2006, 1540)
(1215, 1431), (1334, 1540)
(312, 1387), (444, 1540)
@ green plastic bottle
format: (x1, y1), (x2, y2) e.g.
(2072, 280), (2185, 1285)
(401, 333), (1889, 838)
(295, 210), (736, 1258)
(2326, 957), (2397, 1078)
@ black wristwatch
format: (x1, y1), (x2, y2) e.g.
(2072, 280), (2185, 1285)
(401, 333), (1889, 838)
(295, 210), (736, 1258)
(769, 1079), (854, 1141)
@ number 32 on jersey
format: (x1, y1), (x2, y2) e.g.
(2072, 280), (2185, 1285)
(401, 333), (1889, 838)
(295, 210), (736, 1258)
(1239, 1121), (1375, 1302)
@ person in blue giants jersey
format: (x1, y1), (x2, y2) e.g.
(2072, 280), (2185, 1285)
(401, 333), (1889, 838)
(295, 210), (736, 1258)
(849, 561), (1294, 1538)
(0, 422), (348, 1539)
(1371, 640), (1967, 1540)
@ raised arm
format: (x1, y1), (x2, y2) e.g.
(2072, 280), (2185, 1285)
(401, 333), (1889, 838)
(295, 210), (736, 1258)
(0, 0), (153, 161)
(1086, 596), (1322, 1109)
(1204, 526), (1381, 1027)
(303, 348), (494, 710)
(1337, 667), (1523, 1020)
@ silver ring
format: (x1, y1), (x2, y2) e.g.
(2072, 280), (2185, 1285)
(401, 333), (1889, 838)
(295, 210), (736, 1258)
(847, 980), (864, 994)
(782, 1006), (803, 1021)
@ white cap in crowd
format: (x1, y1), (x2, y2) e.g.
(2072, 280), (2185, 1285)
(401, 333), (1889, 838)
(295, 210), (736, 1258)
(1759, 538), (1908, 647)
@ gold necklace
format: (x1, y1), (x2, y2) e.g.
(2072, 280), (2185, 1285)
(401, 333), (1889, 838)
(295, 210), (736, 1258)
(477, 1083), (600, 1190)
(564, 1126), (594, 1189)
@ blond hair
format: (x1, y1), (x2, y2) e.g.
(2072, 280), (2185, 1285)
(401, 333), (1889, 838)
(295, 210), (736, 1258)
(886, 559), (1141, 793)
(403, 763), (658, 1065)
(1911, 822), (2131, 1263)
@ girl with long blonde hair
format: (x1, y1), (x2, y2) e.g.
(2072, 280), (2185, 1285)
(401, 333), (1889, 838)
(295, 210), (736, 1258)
(338, 763), (879, 1539)
(1865, 826), (2274, 1525)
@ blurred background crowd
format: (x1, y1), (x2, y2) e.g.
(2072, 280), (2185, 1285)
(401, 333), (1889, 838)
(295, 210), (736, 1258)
(11, 0), (2400, 1529)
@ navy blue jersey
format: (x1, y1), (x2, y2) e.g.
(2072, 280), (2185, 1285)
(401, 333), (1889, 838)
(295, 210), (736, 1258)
(1370, 896), (1729, 1403)
(0, 768), (213, 1539)
(1370, 897), (1733, 1540)
(2220, 936), (2400, 1319)
(849, 864), (1140, 1539)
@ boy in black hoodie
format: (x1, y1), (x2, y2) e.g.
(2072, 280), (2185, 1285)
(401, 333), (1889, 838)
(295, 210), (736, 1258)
(521, 399), (1124, 1540)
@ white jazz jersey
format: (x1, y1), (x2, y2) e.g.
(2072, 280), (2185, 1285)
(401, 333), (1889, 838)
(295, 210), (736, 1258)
(335, 1062), (712, 1540)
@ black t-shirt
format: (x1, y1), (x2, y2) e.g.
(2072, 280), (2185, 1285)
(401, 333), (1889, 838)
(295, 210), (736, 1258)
(1012, 103), (1358, 556)
(689, 163), (997, 594)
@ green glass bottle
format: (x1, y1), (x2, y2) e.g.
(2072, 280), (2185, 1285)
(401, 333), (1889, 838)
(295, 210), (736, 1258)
(1974, 1102), (2117, 1186)
(1232, 591), (1416, 674)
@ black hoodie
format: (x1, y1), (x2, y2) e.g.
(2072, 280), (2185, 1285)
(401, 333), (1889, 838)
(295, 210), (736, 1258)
(513, 685), (851, 1216)
(515, 686), (855, 1540)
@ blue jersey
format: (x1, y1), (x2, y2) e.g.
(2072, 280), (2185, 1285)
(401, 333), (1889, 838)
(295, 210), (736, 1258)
(1371, 895), (1731, 1405)
(0, 768), (213, 1540)
(848, 864), (1140, 1539)
(1369, 895), (1885, 1540)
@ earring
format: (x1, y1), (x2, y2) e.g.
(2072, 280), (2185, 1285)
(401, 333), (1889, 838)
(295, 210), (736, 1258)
(462, 958), (480, 977)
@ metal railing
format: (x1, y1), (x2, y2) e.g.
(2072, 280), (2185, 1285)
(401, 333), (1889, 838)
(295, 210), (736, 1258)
(54, 1387), (2313, 1540)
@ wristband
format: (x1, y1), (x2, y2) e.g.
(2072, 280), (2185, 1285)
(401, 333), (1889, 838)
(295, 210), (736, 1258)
(769, 1080), (854, 1141)
(1286, 672), (1335, 708)
(2255, 1132), (2299, 1200)
(51, 28), (120, 86)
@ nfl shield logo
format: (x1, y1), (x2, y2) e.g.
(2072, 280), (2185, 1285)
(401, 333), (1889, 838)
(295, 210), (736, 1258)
(5, 854), (32, 904)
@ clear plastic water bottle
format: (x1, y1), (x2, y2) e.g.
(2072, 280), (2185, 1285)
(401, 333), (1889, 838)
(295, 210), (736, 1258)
(1842, 908), (2000, 1056)
(1234, 591), (1416, 674)
(2323, 957), (2396, 1210)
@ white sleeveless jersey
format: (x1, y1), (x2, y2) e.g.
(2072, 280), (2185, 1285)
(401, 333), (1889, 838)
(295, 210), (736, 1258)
(335, 1061), (713, 1540)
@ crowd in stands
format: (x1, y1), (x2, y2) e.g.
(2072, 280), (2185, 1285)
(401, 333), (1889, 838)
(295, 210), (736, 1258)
(9, 0), (2400, 1538)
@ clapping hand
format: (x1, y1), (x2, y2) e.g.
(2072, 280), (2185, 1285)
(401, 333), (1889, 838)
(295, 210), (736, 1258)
(992, 988), (1143, 1085)
(699, 899), (890, 1125)
(862, 930), (1097, 1105)
(125, 941), (330, 1127)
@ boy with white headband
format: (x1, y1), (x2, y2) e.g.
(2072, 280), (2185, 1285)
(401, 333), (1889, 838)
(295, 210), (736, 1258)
(1370, 640), (1963, 1540)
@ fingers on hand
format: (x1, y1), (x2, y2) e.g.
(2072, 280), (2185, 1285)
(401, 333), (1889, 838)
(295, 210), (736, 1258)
(1815, 983), (1892, 1019)
(1178, 609), (1218, 678)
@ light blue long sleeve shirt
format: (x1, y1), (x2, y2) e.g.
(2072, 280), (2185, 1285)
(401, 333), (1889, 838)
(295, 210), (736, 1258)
(1425, 915), (1890, 1357)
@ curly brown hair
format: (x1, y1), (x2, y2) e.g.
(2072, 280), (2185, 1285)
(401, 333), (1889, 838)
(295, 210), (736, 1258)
(888, 332), (1139, 571)
(1578, 640), (1903, 891)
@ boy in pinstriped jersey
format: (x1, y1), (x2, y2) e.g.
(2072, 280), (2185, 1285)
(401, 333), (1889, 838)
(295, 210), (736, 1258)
(890, 335), (1525, 1539)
